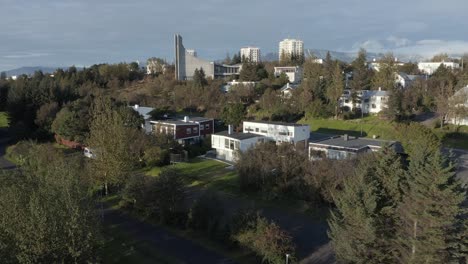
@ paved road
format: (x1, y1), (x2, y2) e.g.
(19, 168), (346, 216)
(186, 187), (334, 264)
(446, 148), (468, 187)
(103, 204), (235, 264)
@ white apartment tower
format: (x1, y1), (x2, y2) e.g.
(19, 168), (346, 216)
(240, 47), (261, 63)
(279, 38), (304, 61)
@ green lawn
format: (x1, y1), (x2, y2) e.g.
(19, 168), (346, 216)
(145, 158), (239, 194)
(0, 112), (9, 128)
(301, 115), (398, 139)
(301, 116), (468, 150)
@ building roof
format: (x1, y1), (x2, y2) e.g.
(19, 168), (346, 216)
(309, 132), (335, 142)
(150, 120), (195, 126)
(131, 105), (154, 120)
(280, 83), (298, 92)
(310, 135), (397, 150)
(186, 117), (213, 122)
(243, 120), (309, 127)
(214, 131), (263, 140)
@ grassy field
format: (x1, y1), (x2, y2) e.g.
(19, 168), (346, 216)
(145, 158), (239, 194)
(301, 116), (468, 149)
(0, 112), (9, 128)
(300, 115), (398, 140)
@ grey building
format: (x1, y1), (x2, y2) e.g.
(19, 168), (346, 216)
(309, 134), (402, 160)
(174, 34), (241, 81)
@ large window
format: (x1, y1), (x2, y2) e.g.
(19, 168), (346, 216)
(186, 128), (192, 134)
(193, 127), (198, 133)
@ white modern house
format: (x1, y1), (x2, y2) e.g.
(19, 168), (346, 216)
(274, 66), (303, 84)
(211, 126), (265, 162)
(240, 46), (261, 63)
(448, 86), (468, 126)
(243, 120), (310, 150)
(221, 80), (256, 93)
(130, 104), (154, 133)
(418, 61), (460, 75)
(279, 38), (304, 61)
(340, 89), (388, 114)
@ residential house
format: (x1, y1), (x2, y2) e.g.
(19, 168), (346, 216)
(395, 72), (425, 89)
(280, 83), (298, 98)
(448, 86), (468, 126)
(243, 120), (310, 151)
(151, 116), (214, 145)
(340, 89), (388, 114)
(211, 126), (265, 162)
(309, 134), (401, 160)
(130, 104), (154, 134)
(274, 66), (303, 84)
(221, 80), (256, 93)
(418, 61), (459, 75)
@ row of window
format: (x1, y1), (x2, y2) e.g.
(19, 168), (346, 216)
(245, 127), (293, 136)
(186, 124), (210, 135)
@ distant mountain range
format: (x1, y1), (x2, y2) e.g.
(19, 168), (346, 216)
(262, 49), (426, 63)
(2, 66), (84, 77)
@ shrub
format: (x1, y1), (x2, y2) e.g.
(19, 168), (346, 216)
(122, 169), (187, 226)
(143, 146), (168, 167)
(188, 192), (225, 238)
(232, 215), (296, 264)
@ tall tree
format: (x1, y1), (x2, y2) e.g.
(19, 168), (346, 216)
(396, 150), (465, 263)
(86, 97), (143, 195)
(350, 48), (372, 91)
(326, 62), (344, 119)
(220, 103), (245, 129)
(372, 53), (397, 91)
(0, 144), (100, 263)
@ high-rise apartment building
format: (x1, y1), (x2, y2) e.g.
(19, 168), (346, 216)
(279, 39), (304, 61)
(240, 46), (261, 62)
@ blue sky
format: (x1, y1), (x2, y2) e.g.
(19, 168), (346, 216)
(1, 0), (468, 71)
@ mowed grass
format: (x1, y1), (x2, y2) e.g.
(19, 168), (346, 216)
(301, 115), (398, 139)
(146, 158), (239, 194)
(301, 116), (468, 149)
(0, 112), (9, 128)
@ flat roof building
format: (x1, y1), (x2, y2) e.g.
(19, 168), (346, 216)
(240, 46), (261, 63)
(175, 34), (242, 80)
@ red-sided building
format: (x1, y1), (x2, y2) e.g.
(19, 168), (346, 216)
(150, 116), (214, 145)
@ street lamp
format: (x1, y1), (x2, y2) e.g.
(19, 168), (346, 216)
(285, 253), (290, 264)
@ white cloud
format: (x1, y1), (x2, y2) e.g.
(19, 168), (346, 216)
(351, 37), (468, 59)
(3, 52), (51, 59)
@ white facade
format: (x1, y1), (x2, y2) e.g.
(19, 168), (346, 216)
(274, 66), (303, 84)
(240, 47), (261, 63)
(340, 89), (388, 114)
(418, 62), (460, 75)
(448, 86), (468, 126)
(186, 49), (197, 57)
(211, 133), (264, 162)
(243, 121), (310, 147)
(279, 39), (304, 60)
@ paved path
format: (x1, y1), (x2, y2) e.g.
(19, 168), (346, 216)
(185, 187), (334, 264)
(103, 204), (235, 264)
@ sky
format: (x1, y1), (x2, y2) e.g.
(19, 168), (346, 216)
(1, 0), (468, 71)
